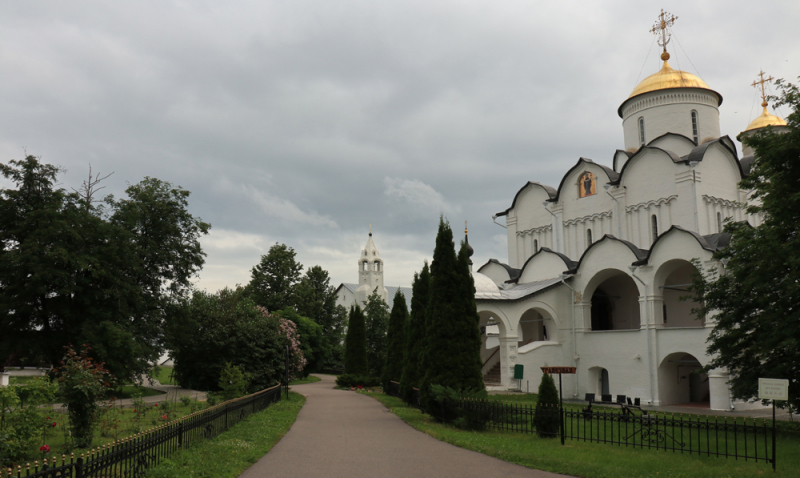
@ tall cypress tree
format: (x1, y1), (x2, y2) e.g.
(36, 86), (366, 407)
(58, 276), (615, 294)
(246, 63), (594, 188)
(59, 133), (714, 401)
(382, 290), (408, 390)
(400, 262), (430, 402)
(420, 218), (484, 409)
(343, 305), (368, 376)
(363, 289), (390, 377)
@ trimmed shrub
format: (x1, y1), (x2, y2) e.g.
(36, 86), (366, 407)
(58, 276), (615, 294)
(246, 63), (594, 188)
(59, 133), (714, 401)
(428, 384), (488, 430)
(335, 374), (380, 388)
(533, 373), (561, 438)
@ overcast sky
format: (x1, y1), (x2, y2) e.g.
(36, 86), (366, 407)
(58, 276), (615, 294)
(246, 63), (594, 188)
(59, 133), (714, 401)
(2, 1), (798, 293)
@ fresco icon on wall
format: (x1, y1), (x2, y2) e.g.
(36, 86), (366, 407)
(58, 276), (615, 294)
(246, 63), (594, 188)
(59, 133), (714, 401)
(579, 172), (596, 198)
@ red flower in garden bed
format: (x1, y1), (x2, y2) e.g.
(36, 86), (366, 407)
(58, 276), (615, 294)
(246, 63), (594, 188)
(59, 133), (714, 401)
(39, 445), (50, 453)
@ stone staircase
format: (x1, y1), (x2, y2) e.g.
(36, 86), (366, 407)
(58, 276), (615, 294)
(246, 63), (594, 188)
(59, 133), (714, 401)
(483, 361), (502, 386)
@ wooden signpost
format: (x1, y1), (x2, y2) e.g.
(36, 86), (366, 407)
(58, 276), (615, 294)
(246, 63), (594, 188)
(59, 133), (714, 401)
(541, 366), (577, 445)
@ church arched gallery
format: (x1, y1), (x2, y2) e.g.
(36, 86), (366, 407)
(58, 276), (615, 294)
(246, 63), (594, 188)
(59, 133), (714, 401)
(473, 12), (787, 410)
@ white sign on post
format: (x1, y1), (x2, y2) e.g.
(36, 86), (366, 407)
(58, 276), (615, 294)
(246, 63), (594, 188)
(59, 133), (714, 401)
(758, 378), (789, 401)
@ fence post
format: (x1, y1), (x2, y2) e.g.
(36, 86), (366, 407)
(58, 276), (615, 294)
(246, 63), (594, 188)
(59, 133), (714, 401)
(772, 400), (776, 471)
(225, 404), (229, 431)
(178, 422), (184, 448)
(75, 457), (83, 478)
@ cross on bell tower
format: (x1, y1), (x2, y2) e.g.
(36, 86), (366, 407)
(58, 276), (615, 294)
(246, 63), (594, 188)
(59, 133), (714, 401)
(650, 9), (678, 61)
(752, 70), (775, 110)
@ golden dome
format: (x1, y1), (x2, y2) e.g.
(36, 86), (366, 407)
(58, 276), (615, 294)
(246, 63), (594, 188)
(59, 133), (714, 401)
(629, 60), (713, 98)
(743, 105), (787, 132)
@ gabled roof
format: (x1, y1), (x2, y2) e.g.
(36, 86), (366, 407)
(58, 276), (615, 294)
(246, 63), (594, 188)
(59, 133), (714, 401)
(511, 247), (577, 284)
(611, 146), (683, 186)
(685, 136), (739, 165)
(336, 283), (413, 311)
(566, 235), (647, 273)
(477, 259), (521, 281)
(550, 158), (620, 203)
(475, 276), (567, 302)
(495, 181), (556, 217)
(612, 149), (633, 172)
(648, 132), (698, 147)
(631, 226), (721, 266)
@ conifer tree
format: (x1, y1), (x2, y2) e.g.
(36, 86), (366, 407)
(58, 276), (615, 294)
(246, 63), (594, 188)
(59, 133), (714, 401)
(343, 305), (368, 376)
(363, 289), (390, 377)
(382, 290), (408, 390)
(533, 373), (561, 438)
(400, 262), (430, 402)
(420, 218), (484, 409)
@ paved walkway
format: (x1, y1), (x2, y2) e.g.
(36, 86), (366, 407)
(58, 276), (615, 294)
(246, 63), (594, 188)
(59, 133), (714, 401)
(239, 374), (571, 478)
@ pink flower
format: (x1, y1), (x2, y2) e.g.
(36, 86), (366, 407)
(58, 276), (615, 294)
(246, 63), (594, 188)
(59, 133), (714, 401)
(161, 414), (168, 420)
(39, 445), (50, 453)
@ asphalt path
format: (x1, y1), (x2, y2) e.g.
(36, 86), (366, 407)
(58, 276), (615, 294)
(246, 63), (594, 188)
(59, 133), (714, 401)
(239, 374), (571, 478)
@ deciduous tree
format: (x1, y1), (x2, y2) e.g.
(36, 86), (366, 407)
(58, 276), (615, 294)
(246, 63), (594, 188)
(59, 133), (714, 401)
(363, 288), (390, 377)
(246, 243), (303, 312)
(693, 79), (800, 410)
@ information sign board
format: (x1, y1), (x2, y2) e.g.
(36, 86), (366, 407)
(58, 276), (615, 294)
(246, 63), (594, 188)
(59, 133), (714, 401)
(541, 366), (576, 374)
(758, 378), (789, 401)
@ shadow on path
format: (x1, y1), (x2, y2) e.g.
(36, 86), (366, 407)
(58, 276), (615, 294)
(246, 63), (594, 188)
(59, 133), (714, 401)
(239, 374), (572, 478)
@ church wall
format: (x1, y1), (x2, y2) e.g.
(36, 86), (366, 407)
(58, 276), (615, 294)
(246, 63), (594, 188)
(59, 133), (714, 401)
(518, 253), (569, 283)
(621, 89), (720, 152)
(479, 262), (512, 287)
(508, 185), (556, 267)
(558, 164), (615, 260)
(694, 146), (743, 235)
(647, 134), (696, 156)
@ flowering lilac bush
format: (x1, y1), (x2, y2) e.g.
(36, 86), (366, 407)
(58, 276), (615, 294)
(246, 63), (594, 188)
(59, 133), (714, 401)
(269, 307), (306, 382)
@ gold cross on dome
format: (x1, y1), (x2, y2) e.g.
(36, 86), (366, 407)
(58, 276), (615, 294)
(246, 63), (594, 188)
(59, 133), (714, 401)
(752, 70), (775, 107)
(650, 9), (678, 58)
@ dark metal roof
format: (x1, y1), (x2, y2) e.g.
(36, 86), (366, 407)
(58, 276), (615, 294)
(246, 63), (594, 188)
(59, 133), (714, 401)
(549, 158), (619, 203)
(510, 247), (577, 284)
(739, 154), (755, 177)
(477, 259), (521, 281)
(567, 235), (647, 272)
(495, 182), (557, 217)
(632, 226), (719, 266)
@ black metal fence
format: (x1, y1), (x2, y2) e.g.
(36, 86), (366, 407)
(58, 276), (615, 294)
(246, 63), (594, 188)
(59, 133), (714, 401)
(449, 398), (775, 468)
(7, 383), (282, 478)
(386, 382), (776, 469)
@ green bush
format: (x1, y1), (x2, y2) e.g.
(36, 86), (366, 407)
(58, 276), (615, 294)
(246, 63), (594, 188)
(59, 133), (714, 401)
(428, 384), (489, 430)
(335, 374), (380, 388)
(54, 345), (115, 448)
(533, 374), (560, 438)
(0, 377), (58, 467)
(218, 363), (251, 401)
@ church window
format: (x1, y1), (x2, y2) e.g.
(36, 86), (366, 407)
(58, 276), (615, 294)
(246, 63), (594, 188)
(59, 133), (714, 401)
(586, 229), (593, 248)
(533, 239), (539, 253)
(638, 117), (645, 145)
(374, 261), (381, 272)
(651, 215), (658, 243)
(362, 261), (369, 272)
(663, 303), (668, 324)
(717, 212), (722, 232)
(691, 110), (699, 144)
(578, 172), (596, 198)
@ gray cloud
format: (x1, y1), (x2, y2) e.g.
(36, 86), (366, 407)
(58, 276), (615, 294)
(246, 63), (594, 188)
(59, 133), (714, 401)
(1, 1), (798, 291)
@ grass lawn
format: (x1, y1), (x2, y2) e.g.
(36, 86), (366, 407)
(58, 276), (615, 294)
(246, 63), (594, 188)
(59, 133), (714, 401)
(366, 392), (800, 478)
(151, 365), (177, 385)
(290, 375), (321, 385)
(145, 392), (305, 478)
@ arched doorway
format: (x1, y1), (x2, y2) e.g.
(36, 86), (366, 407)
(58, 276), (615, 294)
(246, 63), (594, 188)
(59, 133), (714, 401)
(658, 352), (709, 406)
(587, 366), (610, 397)
(478, 311), (503, 385)
(516, 308), (556, 347)
(655, 260), (704, 327)
(587, 270), (640, 331)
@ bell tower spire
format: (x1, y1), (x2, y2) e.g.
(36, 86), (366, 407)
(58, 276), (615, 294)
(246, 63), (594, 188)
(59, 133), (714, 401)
(355, 226), (388, 306)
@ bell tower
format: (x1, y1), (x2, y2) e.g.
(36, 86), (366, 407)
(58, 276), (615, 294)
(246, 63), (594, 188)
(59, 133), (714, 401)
(355, 225), (388, 306)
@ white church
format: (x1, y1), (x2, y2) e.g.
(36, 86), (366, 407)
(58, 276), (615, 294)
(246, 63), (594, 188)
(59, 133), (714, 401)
(472, 13), (787, 410)
(336, 229), (413, 313)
